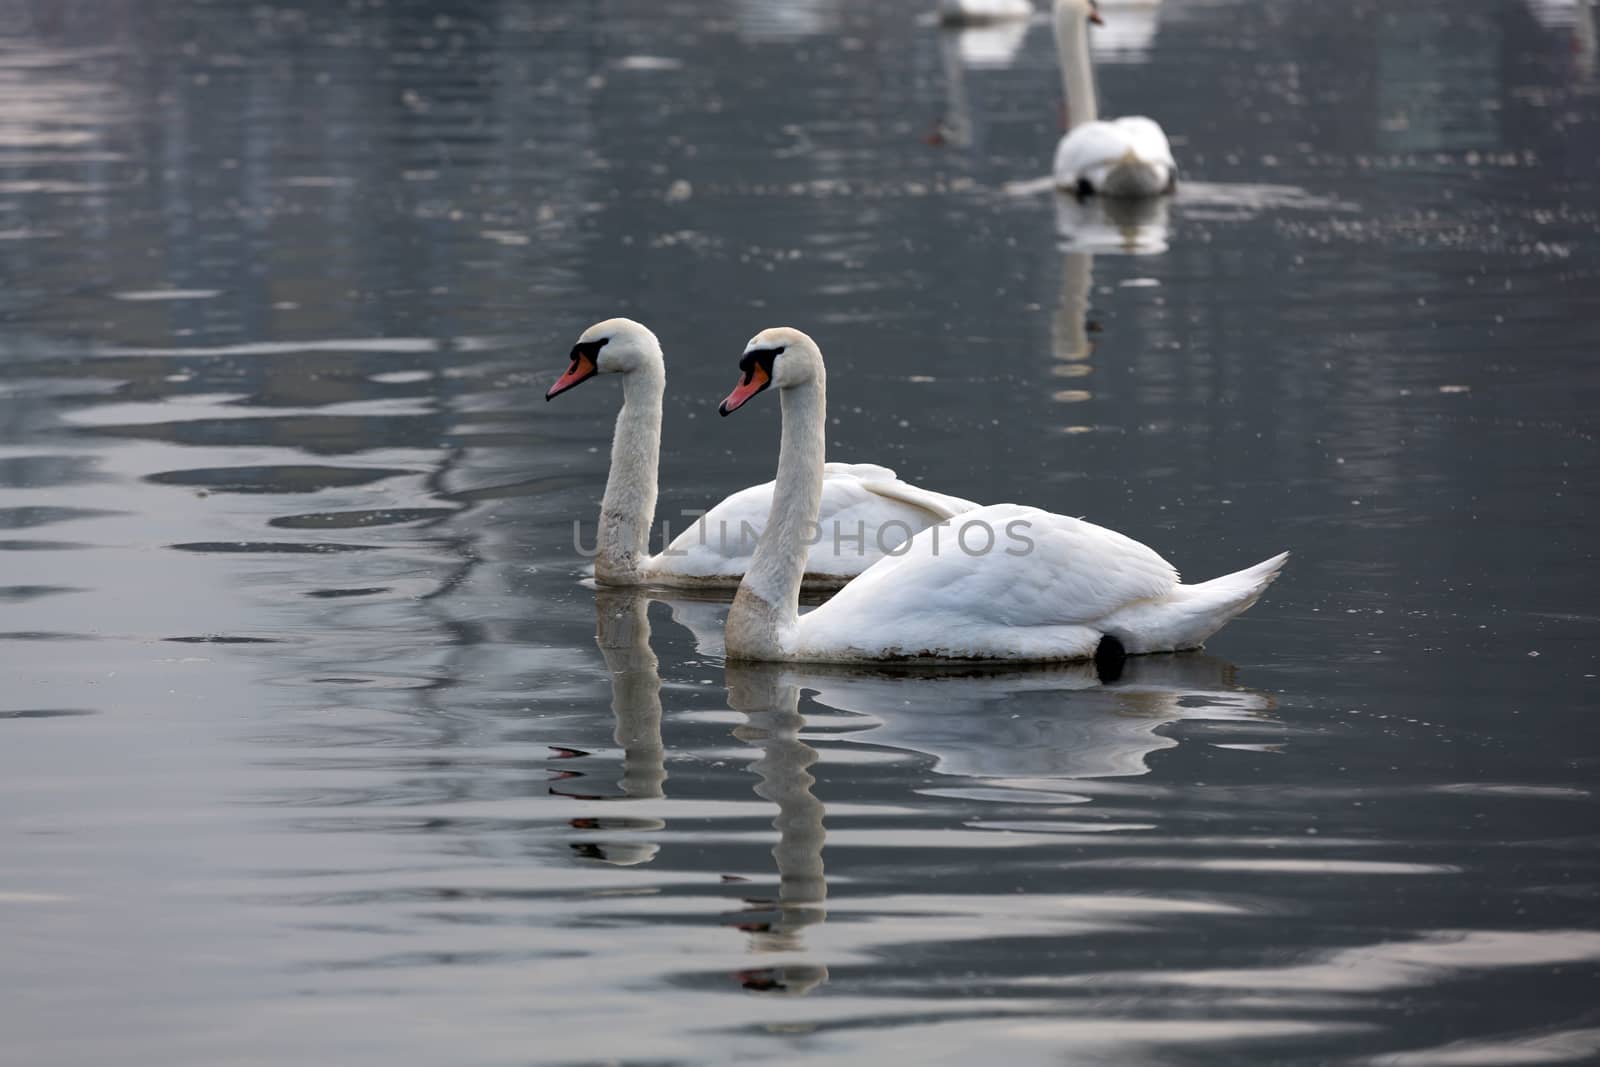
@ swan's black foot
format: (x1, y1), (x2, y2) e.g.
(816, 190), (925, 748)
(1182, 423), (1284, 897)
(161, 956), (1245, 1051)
(1094, 634), (1127, 682)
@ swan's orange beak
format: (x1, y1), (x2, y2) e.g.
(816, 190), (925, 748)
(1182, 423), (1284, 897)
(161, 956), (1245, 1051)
(1088, 2), (1104, 24)
(719, 364), (770, 416)
(546, 351), (598, 400)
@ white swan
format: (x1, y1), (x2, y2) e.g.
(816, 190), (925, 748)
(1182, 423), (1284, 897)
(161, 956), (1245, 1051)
(1053, 0), (1176, 197)
(547, 318), (979, 588)
(717, 327), (1287, 664)
(938, 0), (1034, 27)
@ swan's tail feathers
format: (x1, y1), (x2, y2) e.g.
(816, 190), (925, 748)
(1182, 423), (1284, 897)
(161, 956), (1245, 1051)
(1103, 551), (1289, 654)
(1189, 551), (1290, 611)
(1173, 551), (1289, 646)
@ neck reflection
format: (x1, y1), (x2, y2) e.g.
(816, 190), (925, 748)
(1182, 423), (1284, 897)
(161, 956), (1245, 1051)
(723, 662), (829, 996)
(563, 591), (667, 867)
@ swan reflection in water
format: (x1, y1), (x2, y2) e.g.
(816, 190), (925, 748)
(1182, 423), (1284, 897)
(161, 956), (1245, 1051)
(723, 663), (830, 996)
(752, 653), (1274, 784)
(932, 18), (1031, 148)
(560, 591), (667, 867)
(1055, 189), (1170, 254)
(715, 648), (1278, 995)
(565, 595), (1277, 989)
(1051, 194), (1169, 428)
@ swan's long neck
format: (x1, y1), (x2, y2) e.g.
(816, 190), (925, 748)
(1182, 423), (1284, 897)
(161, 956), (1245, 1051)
(726, 377), (826, 661)
(595, 364), (664, 585)
(1056, 4), (1098, 129)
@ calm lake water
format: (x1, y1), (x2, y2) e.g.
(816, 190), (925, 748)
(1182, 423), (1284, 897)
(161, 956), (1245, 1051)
(2, 0), (1598, 1063)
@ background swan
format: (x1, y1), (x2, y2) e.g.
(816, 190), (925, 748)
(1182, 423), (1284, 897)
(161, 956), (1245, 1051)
(938, 0), (1034, 27)
(1053, 0), (1176, 197)
(548, 318), (979, 588)
(718, 327), (1287, 664)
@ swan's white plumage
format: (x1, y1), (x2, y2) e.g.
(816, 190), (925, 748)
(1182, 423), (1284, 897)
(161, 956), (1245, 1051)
(791, 504), (1186, 662)
(649, 462), (979, 585)
(722, 328), (1288, 665)
(938, 0), (1034, 25)
(1055, 117), (1176, 196)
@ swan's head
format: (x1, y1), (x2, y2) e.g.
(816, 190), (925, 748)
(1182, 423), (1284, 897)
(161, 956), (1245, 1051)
(719, 327), (823, 416)
(546, 317), (662, 401)
(1056, 0), (1104, 25)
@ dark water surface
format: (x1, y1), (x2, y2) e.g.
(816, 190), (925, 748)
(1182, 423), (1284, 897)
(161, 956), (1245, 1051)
(2, 0), (1598, 1063)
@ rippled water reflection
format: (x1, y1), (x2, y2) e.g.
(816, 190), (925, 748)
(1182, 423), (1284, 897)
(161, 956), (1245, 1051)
(2, 0), (1597, 1063)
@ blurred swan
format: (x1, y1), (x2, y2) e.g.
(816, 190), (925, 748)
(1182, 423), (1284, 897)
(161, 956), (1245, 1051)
(548, 318), (978, 589)
(938, 0), (1034, 26)
(1053, 0), (1176, 197)
(748, 653), (1275, 781)
(1524, 0), (1590, 28)
(723, 663), (830, 995)
(951, 18), (1033, 67)
(717, 328), (1288, 664)
(561, 591), (667, 866)
(930, 18), (1032, 147)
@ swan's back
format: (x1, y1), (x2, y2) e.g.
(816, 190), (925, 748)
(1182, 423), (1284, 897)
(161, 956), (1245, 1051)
(1055, 117), (1175, 191)
(794, 503), (1179, 661)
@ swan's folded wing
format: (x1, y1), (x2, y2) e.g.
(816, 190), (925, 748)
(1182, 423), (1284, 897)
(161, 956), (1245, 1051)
(655, 467), (980, 581)
(1111, 116), (1176, 166)
(1056, 119), (1175, 184)
(1055, 121), (1139, 180)
(823, 461), (898, 481)
(655, 481), (777, 575)
(828, 462), (981, 522)
(797, 504), (1181, 658)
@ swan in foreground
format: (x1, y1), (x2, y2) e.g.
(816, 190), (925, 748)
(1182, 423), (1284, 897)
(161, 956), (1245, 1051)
(938, 0), (1033, 26)
(717, 327), (1286, 663)
(1053, 0), (1176, 197)
(548, 318), (979, 588)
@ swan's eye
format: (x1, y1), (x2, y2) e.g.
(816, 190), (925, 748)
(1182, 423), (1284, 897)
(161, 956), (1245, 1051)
(738, 345), (784, 384)
(570, 336), (609, 363)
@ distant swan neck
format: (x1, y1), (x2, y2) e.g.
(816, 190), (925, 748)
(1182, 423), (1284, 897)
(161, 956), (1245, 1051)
(1056, 3), (1098, 128)
(596, 365), (664, 584)
(727, 377), (826, 660)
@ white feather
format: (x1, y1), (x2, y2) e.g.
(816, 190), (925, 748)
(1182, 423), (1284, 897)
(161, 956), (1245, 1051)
(723, 329), (1288, 665)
